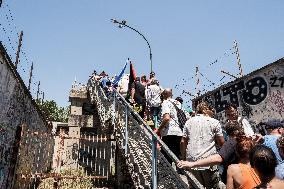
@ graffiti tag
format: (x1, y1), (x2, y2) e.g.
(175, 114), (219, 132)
(270, 76), (284, 88)
(213, 76), (267, 113)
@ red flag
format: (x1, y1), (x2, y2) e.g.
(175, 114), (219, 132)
(128, 61), (136, 97)
(130, 61), (136, 81)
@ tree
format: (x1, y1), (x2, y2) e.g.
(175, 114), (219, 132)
(36, 99), (70, 122)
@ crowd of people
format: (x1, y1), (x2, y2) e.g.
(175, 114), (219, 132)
(92, 70), (284, 189)
(176, 101), (284, 189)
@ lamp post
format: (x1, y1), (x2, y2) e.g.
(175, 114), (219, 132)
(111, 19), (153, 73)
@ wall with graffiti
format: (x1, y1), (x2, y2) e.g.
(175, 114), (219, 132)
(193, 58), (284, 131)
(0, 43), (54, 189)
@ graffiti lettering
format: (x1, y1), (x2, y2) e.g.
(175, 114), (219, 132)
(270, 76), (284, 88)
(243, 77), (267, 105)
(213, 76), (268, 113)
(223, 81), (245, 107)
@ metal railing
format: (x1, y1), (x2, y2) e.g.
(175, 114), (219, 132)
(88, 79), (205, 189)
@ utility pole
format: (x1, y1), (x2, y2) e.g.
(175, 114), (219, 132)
(0, 0), (3, 8)
(36, 81), (40, 100)
(195, 66), (200, 97)
(15, 31), (23, 69)
(233, 40), (244, 77)
(28, 62), (33, 90)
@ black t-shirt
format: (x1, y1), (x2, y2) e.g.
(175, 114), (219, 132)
(218, 137), (238, 183)
(218, 137), (237, 164)
(131, 82), (145, 105)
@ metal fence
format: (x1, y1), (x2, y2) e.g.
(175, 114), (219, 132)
(12, 125), (115, 189)
(88, 78), (205, 189)
(12, 125), (54, 189)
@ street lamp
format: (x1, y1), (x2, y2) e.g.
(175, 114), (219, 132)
(111, 18), (153, 73)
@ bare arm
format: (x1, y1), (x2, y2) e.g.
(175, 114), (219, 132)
(215, 136), (225, 147)
(177, 154), (223, 169)
(157, 113), (170, 135)
(180, 137), (188, 160)
(131, 88), (135, 100)
(226, 165), (234, 189)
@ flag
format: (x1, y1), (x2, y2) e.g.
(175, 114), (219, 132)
(129, 61), (136, 86)
(112, 60), (128, 86)
(128, 60), (137, 97)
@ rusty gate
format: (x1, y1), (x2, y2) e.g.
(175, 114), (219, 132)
(12, 126), (115, 189)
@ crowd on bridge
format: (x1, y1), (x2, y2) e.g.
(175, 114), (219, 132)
(91, 67), (284, 189)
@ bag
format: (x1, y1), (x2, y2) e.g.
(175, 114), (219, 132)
(133, 103), (143, 113)
(170, 101), (187, 130)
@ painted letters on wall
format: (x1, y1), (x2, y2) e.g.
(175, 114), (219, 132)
(193, 58), (284, 128)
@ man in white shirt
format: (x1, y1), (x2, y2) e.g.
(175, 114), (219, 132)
(117, 74), (129, 98)
(180, 101), (224, 188)
(225, 104), (254, 137)
(157, 88), (183, 165)
(145, 79), (163, 120)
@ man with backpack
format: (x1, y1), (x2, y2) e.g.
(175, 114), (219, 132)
(174, 97), (190, 126)
(156, 88), (184, 165)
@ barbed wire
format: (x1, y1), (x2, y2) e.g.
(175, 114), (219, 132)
(173, 45), (240, 107)
(0, 1), (44, 100)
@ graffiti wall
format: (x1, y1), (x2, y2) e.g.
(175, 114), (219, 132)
(193, 58), (284, 131)
(0, 43), (54, 189)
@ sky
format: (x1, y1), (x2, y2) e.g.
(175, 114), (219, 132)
(1, 0), (284, 107)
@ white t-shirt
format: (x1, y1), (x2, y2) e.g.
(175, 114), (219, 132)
(117, 75), (129, 97)
(146, 84), (162, 107)
(160, 99), (183, 137)
(183, 114), (223, 169)
(238, 117), (254, 137)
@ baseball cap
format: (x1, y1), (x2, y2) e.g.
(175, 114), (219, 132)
(264, 119), (283, 130)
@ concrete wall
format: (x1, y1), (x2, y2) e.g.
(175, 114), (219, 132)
(0, 43), (53, 189)
(193, 58), (284, 131)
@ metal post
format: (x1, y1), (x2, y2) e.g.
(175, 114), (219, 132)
(28, 62), (33, 90)
(124, 106), (128, 155)
(42, 91), (44, 104)
(234, 40), (244, 77)
(154, 115), (158, 129)
(15, 31), (23, 69)
(36, 81), (40, 100)
(195, 66), (200, 97)
(151, 113), (158, 188)
(112, 92), (116, 129)
(151, 135), (158, 189)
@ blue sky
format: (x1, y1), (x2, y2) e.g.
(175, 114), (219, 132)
(1, 1), (284, 107)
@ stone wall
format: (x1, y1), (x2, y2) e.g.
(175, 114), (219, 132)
(0, 43), (54, 189)
(193, 58), (284, 131)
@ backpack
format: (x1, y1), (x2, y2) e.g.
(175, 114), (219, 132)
(170, 101), (187, 130)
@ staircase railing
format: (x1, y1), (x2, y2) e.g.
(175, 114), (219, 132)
(88, 78), (204, 189)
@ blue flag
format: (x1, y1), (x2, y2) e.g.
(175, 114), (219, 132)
(112, 60), (128, 86)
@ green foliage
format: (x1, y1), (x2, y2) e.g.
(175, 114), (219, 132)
(36, 99), (70, 122)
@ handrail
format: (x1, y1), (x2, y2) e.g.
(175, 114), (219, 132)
(88, 78), (205, 189)
(112, 87), (204, 189)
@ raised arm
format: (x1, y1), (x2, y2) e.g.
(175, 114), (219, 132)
(177, 153), (223, 169)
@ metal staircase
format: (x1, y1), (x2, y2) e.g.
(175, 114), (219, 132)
(87, 79), (205, 189)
